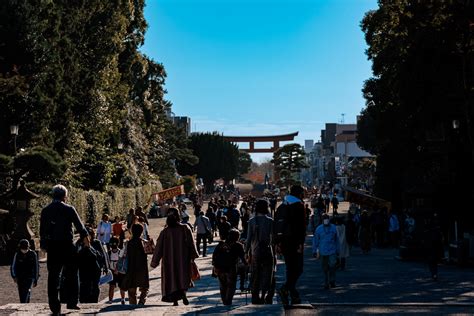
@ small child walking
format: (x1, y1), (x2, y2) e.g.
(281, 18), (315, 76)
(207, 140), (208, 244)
(107, 237), (126, 304)
(10, 239), (39, 303)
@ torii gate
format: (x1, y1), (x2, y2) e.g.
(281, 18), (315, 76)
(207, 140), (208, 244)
(223, 132), (299, 153)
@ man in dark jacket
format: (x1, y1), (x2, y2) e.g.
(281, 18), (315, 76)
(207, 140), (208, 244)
(277, 185), (306, 305)
(40, 184), (89, 315)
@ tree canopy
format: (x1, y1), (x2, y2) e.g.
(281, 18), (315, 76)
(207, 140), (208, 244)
(271, 143), (308, 186)
(177, 132), (241, 190)
(358, 1), (474, 207)
(0, 0), (196, 191)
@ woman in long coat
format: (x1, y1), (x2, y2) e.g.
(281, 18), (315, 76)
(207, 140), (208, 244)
(151, 211), (199, 306)
(121, 223), (149, 305)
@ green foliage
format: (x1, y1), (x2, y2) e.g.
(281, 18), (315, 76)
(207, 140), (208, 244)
(177, 132), (240, 190)
(0, 0), (193, 191)
(358, 1), (474, 205)
(179, 175), (196, 194)
(272, 143), (308, 171)
(13, 146), (65, 185)
(237, 151), (252, 176)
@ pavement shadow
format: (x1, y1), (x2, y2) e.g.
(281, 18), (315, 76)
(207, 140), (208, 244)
(301, 235), (474, 305)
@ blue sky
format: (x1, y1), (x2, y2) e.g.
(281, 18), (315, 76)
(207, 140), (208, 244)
(141, 0), (378, 162)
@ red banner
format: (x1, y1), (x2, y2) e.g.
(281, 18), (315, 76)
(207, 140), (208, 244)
(151, 185), (184, 202)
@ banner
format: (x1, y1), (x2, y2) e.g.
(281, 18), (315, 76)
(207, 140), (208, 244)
(151, 185), (184, 202)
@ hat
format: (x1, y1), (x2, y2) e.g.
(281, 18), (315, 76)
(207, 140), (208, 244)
(18, 239), (30, 249)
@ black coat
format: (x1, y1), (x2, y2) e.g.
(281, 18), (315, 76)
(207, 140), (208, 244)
(121, 237), (149, 289)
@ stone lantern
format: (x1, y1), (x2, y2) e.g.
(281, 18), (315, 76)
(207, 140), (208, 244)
(8, 180), (39, 249)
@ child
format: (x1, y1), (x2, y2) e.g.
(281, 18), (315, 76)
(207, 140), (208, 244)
(10, 239), (39, 303)
(212, 229), (246, 306)
(107, 237), (126, 304)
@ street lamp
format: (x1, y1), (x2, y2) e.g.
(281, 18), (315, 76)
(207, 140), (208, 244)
(10, 124), (18, 154)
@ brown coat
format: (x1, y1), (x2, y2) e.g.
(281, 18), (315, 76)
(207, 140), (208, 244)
(151, 223), (199, 302)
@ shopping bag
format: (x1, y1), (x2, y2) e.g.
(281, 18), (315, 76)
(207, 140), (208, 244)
(99, 269), (114, 285)
(142, 238), (155, 255)
(190, 261), (200, 281)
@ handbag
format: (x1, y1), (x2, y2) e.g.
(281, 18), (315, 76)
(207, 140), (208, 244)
(190, 260), (200, 281)
(142, 238), (155, 255)
(99, 269), (114, 285)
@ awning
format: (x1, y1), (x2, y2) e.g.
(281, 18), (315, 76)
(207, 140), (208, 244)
(342, 186), (391, 210)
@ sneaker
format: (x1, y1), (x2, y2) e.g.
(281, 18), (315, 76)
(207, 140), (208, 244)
(121, 299), (125, 305)
(183, 296), (189, 305)
(278, 286), (289, 306)
(106, 300), (113, 304)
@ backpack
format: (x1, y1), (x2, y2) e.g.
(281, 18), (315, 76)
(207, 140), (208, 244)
(274, 203), (291, 243)
(212, 241), (233, 270)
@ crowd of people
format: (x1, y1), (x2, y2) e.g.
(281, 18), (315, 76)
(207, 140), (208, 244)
(9, 183), (444, 314)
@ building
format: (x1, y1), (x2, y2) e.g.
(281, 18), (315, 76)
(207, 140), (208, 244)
(172, 116), (191, 136)
(303, 121), (373, 187)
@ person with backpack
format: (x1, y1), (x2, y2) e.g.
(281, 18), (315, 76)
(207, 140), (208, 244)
(246, 199), (274, 304)
(10, 239), (39, 303)
(212, 229), (246, 306)
(275, 185), (306, 306)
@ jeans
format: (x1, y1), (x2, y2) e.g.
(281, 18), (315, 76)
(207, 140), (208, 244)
(47, 241), (79, 312)
(283, 249), (303, 298)
(17, 278), (34, 303)
(196, 233), (208, 256)
(218, 271), (237, 305)
(321, 254), (337, 285)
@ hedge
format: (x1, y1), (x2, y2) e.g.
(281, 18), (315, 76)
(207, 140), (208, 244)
(28, 181), (162, 236)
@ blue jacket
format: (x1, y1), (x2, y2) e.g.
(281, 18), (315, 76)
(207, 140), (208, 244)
(312, 223), (339, 256)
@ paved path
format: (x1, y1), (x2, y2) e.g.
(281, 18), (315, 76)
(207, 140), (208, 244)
(2, 201), (474, 315)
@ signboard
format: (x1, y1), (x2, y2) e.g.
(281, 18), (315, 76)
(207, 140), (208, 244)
(151, 185), (185, 202)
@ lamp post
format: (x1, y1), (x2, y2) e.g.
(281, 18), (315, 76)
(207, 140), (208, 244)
(10, 124), (18, 154)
